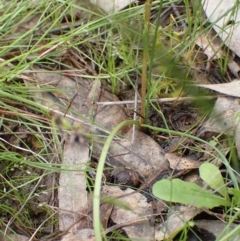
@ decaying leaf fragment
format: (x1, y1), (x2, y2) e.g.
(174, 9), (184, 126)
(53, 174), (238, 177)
(58, 132), (90, 232)
(155, 205), (201, 240)
(90, 0), (131, 13)
(194, 220), (240, 241)
(196, 79), (240, 98)
(198, 94), (240, 161)
(195, 29), (240, 78)
(101, 185), (154, 240)
(0, 234), (30, 241)
(195, 31), (223, 60)
(197, 95), (240, 160)
(202, 0), (240, 57)
(198, 96), (240, 136)
(61, 228), (95, 241)
(165, 153), (201, 170)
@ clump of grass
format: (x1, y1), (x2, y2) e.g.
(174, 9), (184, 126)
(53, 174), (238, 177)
(1, 0), (240, 240)
(0, 88), (58, 238)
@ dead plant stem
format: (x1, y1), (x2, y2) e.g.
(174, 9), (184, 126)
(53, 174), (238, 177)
(141, 0), (153, 125)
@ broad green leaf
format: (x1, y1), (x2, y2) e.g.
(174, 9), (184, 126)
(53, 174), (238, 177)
(200, 162), (230, 201)
(152, 178), (231, 208)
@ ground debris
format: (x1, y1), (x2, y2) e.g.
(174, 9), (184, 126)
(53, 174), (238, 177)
(101, 185), (154, 240)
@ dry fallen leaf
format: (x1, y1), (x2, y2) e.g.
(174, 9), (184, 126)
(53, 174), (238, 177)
(25, 68), (169, 236)
(61, 228), (95, 241)
(194, 220), (240, 241)
(228, 58), (240, 78)
(194, 30), (240, 78)
(155, 205), (201, 240)
(202, 0), (240, 57)
(0, 234), (30, 241)
(101, 185), (154, 240)
(100, 202), (114, 229)
(58, 134), (90, 232)
(28, 68), (168, 179)
(195, 32), (223, 60)
(196, 79), (240, 98)
(198, 95), (240, 162)
(90, 0), (131, 13)
(198, 96), (240, 136)
(165, 153), (201, 170)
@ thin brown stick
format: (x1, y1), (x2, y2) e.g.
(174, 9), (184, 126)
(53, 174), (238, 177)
(140, 0), (153, 125)
(94, 95), (217, 105)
